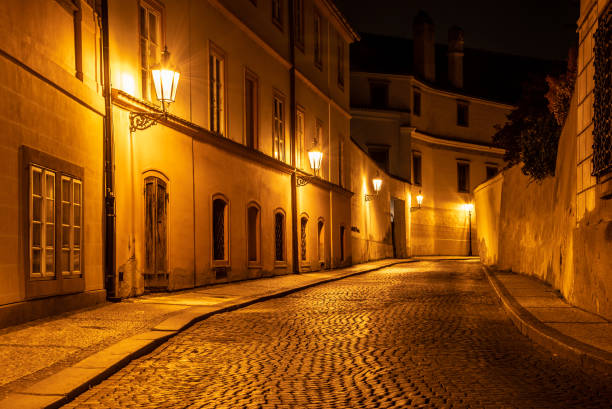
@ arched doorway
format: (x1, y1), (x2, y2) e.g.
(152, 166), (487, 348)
(144, 176), (168, 290)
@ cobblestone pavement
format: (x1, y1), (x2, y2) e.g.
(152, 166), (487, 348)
(63, 261), (612, 408)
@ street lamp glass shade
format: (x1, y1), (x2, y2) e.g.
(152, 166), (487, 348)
(416, 194), (423, 207)
(463, 203), (474, 212)
(152, 48), (180, 106)
(308, 149), (323, 175)
(372, 177), (383, 193)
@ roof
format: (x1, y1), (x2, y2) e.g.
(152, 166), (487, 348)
(350, 32), (566, 105)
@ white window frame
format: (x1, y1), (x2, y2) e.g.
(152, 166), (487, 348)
(138, 0), (163, 101)
(273, 93), (286, 162)
(209, 44), (226, 136)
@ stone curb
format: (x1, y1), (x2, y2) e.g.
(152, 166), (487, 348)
(482, 265), (612, 375)
(0, 260), (411, 409)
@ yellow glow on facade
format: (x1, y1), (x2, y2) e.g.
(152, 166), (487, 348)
(121, 73), (136, 96)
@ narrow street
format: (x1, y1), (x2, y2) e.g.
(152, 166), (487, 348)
(63, 260), (612, 408)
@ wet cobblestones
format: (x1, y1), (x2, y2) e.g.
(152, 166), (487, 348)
(64, 261), (612, 408)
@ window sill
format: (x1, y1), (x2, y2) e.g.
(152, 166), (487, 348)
(212, 261), (230, 268)
(273, 261), (288, 268)
(247, 263), (262, 269)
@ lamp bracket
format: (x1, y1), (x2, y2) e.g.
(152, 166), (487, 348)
(129, 112), (166, 132)
(296, 174), (315, 187)
(365, 193), (378, 201)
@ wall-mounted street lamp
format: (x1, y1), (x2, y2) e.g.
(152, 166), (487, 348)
(462, 203), (474, 256)
(410, 190), (424, 211)
(365, 172), (383, 201)
(130, 47), (180, 132)
(296, 146), (323, 187)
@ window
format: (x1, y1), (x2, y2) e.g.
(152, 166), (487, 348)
(317, 219), (324, 263)
(30, 167), (55, 278)
(294, 0), (304, 50)
(300, 216), (308, 261)
(457, 101), (469, 127)
(413, 89), (421, 116)
(209, 45), (226, 135)
(457, 162), (470, 193)
(412, 151), (422, 186)
(486, 166), (498, 180)
(244, 70), (258, 149)
(296, 107), (305, 169)
(139, 1), (162, 101)
(247, 203), (260, 264)
(337, 34), (345, 88)
(273, 94), (286, 162)
(212, 196), (229, 263)
(249, 0), (257, 5)
(370, 81), (388, 109)
(23, 146), (85, 298)
(274, 211), (285, 262)
(368, 145), (390, 172)
(314, 10), (322, 69)
(339, 225), (345, 262)
(272, 0), (283, 30)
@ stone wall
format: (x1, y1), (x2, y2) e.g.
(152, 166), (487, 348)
(475, 92), (612, 320)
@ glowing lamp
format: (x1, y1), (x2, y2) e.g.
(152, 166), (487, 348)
(151, 47), (180, 110)
(372, 175), (383, 193)
(308, 148), (323, 176)
(416, 193), (423, 207)
(462, 203), (474, 212)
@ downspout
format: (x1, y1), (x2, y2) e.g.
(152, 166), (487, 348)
(289, 0), (299, 273)
(100, 0), (117, 299)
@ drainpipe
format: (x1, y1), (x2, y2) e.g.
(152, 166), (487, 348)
(100, 0), (117, 299)
(289, 0), (299, 273)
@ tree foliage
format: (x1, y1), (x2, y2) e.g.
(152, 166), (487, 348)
(493, 52), (576, 181)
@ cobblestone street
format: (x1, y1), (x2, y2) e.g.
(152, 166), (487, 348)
(63, 261), (612, 408)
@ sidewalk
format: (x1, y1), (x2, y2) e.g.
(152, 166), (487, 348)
(483, 266), (612, 374)
(0, 259), (406, 409)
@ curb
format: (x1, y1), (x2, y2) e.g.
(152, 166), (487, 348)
(482, 265), (612, 375)
(0, 260), (411, 409)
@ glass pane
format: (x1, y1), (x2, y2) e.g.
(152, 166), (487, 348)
(149, 12), (157, 44)
(32, 222), (41, 247)
(46, 173), (54, 198)
(46, 199), (54, 222)
(32, 249), (41, 274)
(32, 169), (42, 196)
(62, 249), (70, 273)
(62, 179), (71, 202)
(62, 203), (70, 225)
(32, 197), (42, 221)
(73, 182), (81, 205)
(74, 205), (81, 227)
(74, 227), (80, 247)
(140, 39), (148, 69)
(46, 224), (54, 247)
(45, 249), (54, 274)
(62, 226), (70, 248)
(73, 250), (80, 272)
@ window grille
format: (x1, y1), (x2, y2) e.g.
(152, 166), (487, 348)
(592, 4), (612, 177)
(275, 212), (284, 261)
(213, 199), (226, 260)
(300, 217), (308, 261)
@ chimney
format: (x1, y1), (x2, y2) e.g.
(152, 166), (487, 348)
(447, 26), (464, 88)
(413, 11), (435, 82)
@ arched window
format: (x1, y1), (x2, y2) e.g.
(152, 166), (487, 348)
(247, 203), (260, 265)
(300, 215), (308, 261)
(317, 219), (325, 263)
(274, 210), (285, 262)
(212, 195), (229, 264)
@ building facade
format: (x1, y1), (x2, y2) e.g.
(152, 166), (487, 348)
(349, 14), (513, 256)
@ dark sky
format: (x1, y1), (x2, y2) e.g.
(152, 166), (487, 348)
(334, 0), (579, 61)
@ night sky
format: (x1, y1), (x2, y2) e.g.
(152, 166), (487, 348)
(334, 0), (579, 61)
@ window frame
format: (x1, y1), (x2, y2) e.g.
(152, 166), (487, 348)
(412, 151), (422, 186)
(244, 68), (259, 150)
(211, 194), (230, 267)
(138, 0), (165, 102)
(369, 80), (389, 109)
(486, 165), (499, 180)
(209, 42), (227, 136)
(457, 100), (469, 127)
(294, 0), (305, 51)
(300, 213), (309, 266)
(337, 32), (345, 89)
(296, 106), (305, 169)
(313, 9), (322, 70)
(273, 91), (286, 162)
(413, 88), (422, 116)
(273, 209), (287, 266)
(317, 218), (325, 265)
(457, 161), (470, 193)
(246, 201), (261, 267)
(339, 225), (346, 262)
(22, 146), (85, 300)
(272, 0), (283, 31)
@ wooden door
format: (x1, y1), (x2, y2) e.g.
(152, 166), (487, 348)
(144, 176), (168, 289)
